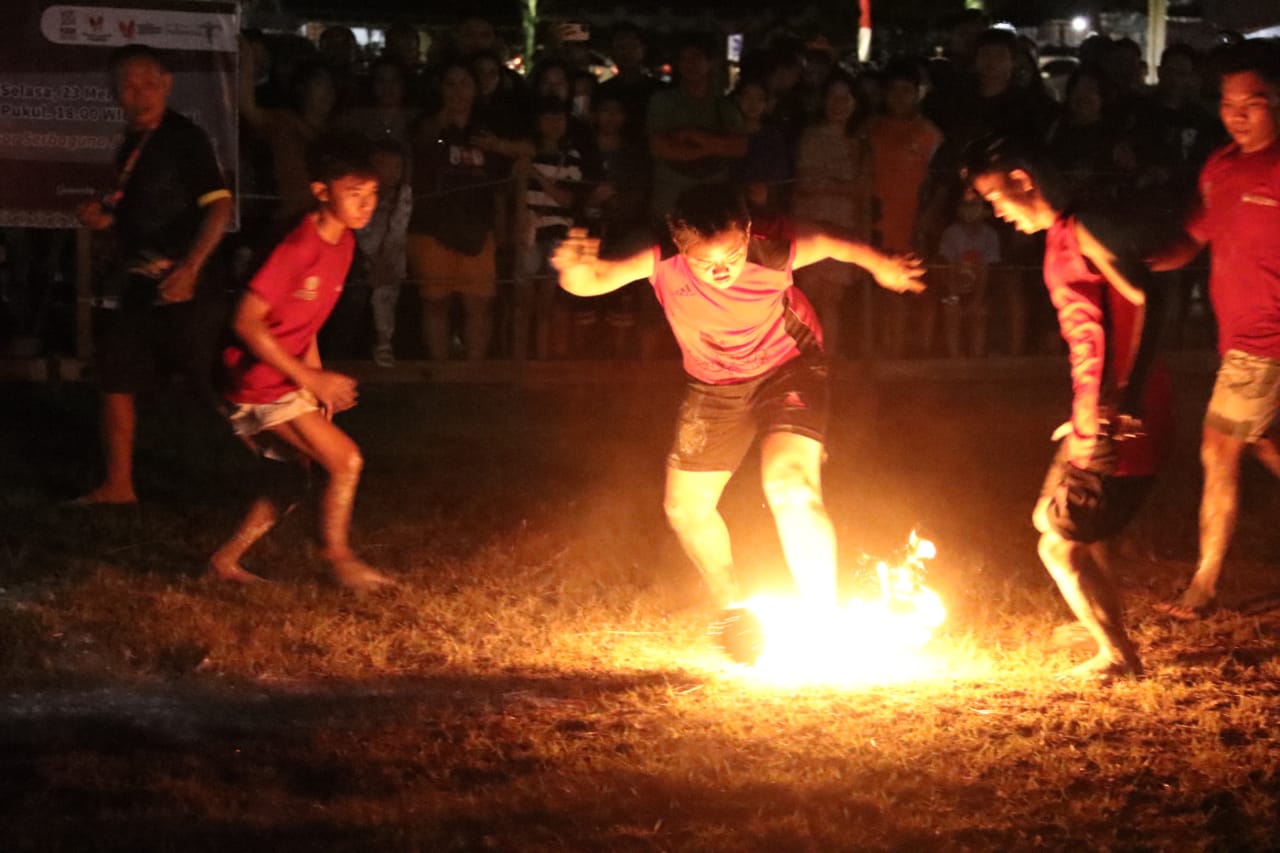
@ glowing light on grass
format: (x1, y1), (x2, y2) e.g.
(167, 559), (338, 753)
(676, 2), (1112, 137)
(716, 531), (947, 686)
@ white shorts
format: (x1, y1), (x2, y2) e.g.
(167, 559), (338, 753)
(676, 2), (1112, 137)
(227, 389), (320, 437)
(1204, 349), (1280, 442)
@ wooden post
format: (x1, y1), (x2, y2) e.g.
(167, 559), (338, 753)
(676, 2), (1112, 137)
(1147, 0), (1168, 84)
(74, 227), (93, 363)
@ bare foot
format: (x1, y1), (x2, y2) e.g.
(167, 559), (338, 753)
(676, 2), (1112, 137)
(327, 556), (396, 590)
(1049, 621), (1095, 652)
(1058, 652), (1142, 683)
(71, 485), (138, 505)
(1155, 595), (1216, 621)
(206, 556), (268, 584)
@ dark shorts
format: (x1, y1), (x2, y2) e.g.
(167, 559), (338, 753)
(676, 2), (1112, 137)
(667, 356), (829, 472)
(1040, 440), (1153, 544)
(93, 298), (226, 397)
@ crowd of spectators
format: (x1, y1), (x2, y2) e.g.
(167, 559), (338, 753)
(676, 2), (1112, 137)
(1, 10), (1236, 363)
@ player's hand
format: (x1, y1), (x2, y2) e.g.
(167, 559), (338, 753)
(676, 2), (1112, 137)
(305, 369), (358, 415)
(873, 252), (926, 294)
(550, 227), (599, 273)
(158, 262), (198, 303)
(77, 200), (113, 230)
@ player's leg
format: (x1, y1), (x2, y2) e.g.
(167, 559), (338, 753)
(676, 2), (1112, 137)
(269, 412), (394, 589)
(1039, 527), (1142, 679)
(209, 495), (278, 583)
(1165, 352), (1280, 618)
(664, 466), (737, 606)
(462, 294), (493, 362)
(760, 431), (837, 608)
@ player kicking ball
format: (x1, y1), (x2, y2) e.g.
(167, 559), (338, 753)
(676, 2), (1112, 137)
(964, 137), (1172, 681)
(552, 182), (923, 613)
(211, 131), (394, 590)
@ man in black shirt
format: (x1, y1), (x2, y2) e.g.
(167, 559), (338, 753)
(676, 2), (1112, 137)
(75, 44), (232, 504)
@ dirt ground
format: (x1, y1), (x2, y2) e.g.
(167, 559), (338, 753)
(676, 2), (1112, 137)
(1, 358), (1278, 852)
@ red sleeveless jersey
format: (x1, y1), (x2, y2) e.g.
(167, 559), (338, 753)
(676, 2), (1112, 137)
(1044, 215), (1170, 476)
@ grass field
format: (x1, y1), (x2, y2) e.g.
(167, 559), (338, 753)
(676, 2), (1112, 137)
(1, 363), (1279, 852)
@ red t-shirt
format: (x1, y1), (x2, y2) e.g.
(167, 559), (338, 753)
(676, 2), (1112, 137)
(223, 215), (354, 404)
(1187, 137), (1280, 359)
(649, 236), (823, 384)
(1044, 215), (1171, 476)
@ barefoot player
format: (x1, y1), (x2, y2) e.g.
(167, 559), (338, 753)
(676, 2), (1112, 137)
(552, 182), (923, 610)
(1150, 41), (1280, 620)
(964, 137), (1171, 680)
(211, 132), (394, 590)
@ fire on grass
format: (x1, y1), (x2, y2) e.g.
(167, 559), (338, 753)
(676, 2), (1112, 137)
(713, 531), (948, 686)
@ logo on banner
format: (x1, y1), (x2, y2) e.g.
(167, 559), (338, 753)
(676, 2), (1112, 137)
(39, 6), (237, 51)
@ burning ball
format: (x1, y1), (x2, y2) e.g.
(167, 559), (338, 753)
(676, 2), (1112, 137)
(711, 606), (766, 664)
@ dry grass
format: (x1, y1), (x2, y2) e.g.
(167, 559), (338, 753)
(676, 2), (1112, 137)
(1, 371), (1279, 852)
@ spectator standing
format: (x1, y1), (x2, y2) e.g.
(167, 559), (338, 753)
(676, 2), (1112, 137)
(646, 33), (747, 219)
(867, 59), (943, 356)
(74, 45), (232, 504)
(407, 62), (518, 360)
(792, 71), (876, 359)
(595, 23), (663, 135)
(513, 97), (603, 359)
(356, 141), (412, 367)
(337, 57), (414, 149)
(936, 189), (1000, 357)
(589, 90), (652, 357)
(732, 75), (791, 233)
(239, 42), (338, 228)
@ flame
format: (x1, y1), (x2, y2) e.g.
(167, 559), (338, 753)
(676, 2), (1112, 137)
(719, 533), (947, 686)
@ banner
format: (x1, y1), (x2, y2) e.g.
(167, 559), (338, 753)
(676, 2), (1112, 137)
(0, 0), (238, 228)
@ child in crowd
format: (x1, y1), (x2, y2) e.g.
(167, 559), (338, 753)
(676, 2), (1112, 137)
(588, 91), (651, 358)
(210, 131), (394, 590)
(515, 95), (603, 359)
(937, 189), (1001, 357)
(356, 140), (412, 367)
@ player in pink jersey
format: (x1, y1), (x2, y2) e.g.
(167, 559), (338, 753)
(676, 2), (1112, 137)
(965, 137), (1172, 680)
(211, 132), (394, 590)
(1149, 42), (1280, 620)
(552, 183), (923, 610)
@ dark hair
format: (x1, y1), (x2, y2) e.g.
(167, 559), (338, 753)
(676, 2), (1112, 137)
(611, 22), (646, 44)
(288, 59), (335, 113)
(674, 31), (719, 62)
(974, 28), (1019, 56)
(1213, 38), (1280, 89)
(371, 138), (406, 160)
(534, 94), (570, 116)
(307, 130), (377, 184)
(882, 56), (926, 87)
(109, 44), (168, 74)
(818, 68), (859, 134)
(667, 182), (750, 248)
(1160, 43), (1200, 67)
(959, 134), (1069, 209)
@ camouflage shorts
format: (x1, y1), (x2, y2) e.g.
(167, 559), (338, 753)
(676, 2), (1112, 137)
(1204, 349), (1280, 442)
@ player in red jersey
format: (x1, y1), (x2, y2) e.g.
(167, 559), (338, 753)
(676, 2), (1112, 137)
(964, 137), (1172, 680)
(1149, 41), (1280, 620)
(211, 132), (394, 590)
(552, 183), (924, 610)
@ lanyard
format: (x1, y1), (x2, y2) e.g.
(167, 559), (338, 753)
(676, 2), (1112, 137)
(103, 123), (157, 210)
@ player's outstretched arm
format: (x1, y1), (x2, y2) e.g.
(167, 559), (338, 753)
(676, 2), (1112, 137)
(552, 227), (655, 297)
(792, 222), (925, 293)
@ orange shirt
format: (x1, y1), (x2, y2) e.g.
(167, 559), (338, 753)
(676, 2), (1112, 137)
(867, 114), (942, 252)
